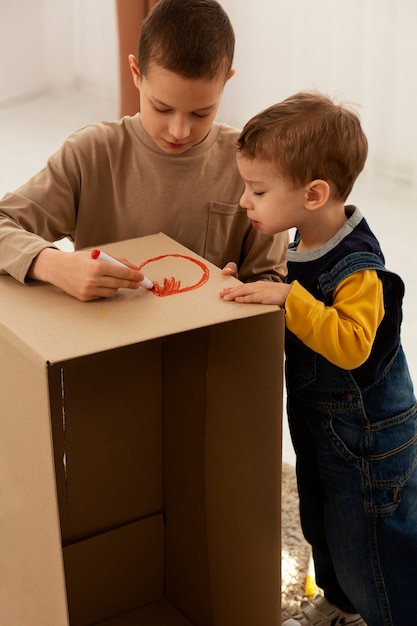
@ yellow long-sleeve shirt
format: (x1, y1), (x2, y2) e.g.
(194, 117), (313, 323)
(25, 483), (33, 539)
(285, 269), (385, 370)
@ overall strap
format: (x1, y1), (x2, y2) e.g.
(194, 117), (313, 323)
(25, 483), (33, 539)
(318, 252), (387, 301)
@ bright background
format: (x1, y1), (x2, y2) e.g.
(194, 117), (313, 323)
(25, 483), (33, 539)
(1, 0), (416, 195)
(1, 0), (416, 465)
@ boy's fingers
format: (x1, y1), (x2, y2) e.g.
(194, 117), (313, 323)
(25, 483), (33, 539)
(222, 262), (238, 277)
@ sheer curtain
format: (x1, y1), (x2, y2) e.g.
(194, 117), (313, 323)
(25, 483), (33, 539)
(361, 0), (417, 190)
(218, 0), (417, 194)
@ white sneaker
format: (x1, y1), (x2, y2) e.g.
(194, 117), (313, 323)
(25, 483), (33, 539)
(282, 595), (367, 626)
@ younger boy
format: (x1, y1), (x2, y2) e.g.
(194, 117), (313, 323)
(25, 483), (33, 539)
(221, 91), (417, 626)
(0, 0), (287, 301)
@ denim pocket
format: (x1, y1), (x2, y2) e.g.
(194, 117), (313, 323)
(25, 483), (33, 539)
(367, 402), (417, 515)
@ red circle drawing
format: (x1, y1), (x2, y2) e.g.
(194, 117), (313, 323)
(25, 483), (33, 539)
(138, 253), (210, 297)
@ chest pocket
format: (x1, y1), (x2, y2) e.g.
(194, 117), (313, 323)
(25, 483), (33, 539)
(204, 202), (250, 269)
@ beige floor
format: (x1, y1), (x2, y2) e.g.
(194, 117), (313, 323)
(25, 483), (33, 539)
(1, 90), (416, 466)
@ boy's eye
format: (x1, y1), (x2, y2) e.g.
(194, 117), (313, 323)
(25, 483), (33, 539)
(152, 105), (209, 118)
(253, 191), (265, 197)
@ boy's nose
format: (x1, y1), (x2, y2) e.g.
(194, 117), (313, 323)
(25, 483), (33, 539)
(169, 115), (191, 141)
(239, 189), (250, 209)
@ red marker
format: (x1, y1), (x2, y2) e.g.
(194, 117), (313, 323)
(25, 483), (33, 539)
(91, 249), (154, 290)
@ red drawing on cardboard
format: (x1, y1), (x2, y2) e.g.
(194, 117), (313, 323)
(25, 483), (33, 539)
(138, 254), (209, 297)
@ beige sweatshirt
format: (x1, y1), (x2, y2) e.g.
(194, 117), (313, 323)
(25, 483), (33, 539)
(0, 115), (288, 284)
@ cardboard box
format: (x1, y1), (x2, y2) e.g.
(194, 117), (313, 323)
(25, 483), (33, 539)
(0, 234), (284, 626)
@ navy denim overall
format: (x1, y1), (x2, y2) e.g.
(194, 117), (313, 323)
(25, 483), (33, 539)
(286, 251), (417, 626)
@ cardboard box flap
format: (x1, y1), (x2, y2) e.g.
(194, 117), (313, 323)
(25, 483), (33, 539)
(63, 516), (164, 625)
(0, 233), (279, 363)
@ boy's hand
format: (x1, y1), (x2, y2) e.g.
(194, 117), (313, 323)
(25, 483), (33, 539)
(222, 261), (238, 278)
(220, 280), (291, 307)
(28, 248), (145, 301)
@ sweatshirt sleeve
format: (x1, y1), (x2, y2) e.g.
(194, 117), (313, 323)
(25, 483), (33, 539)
(285, 269), (384, 369)
(0, 141), (81, 283)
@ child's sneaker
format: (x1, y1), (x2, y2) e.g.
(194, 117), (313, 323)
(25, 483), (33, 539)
(282, 594), (367, 625)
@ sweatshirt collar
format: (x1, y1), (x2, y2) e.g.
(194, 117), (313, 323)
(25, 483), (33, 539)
(127, 113), (222, 157)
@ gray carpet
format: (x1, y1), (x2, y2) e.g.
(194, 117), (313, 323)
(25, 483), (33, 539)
(281, 462), (319, 620)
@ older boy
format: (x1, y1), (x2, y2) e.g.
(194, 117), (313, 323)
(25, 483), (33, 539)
(0, 0), (287, 301)
(221, 91), (417, 626)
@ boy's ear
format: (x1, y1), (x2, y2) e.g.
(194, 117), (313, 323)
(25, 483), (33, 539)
(226, 67), (236, 82)
(304, 179), (330, 210)
(128, 54), (141, 89)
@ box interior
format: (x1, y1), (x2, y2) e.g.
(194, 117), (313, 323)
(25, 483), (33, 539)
(48, 317), (282, 626)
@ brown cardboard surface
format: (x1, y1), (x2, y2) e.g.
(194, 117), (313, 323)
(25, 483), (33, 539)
(163, 329), (213, 626)
(205, 315), (282, 624)
(0, 234), (284, 626)
(163, 318), (283, 625)
(48, 344), (164, 544)
(63, 516), (164, 625)
(95, 601), (194, 626)
(0, 233), (278, 363)
(0, 332), (69, 625)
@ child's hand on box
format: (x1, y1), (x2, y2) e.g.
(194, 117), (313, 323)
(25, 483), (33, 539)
(220, 280), (291, 307)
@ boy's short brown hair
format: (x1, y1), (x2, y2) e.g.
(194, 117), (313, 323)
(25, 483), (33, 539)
(138, 0), (235, 81)
(237, 91), (368, 201)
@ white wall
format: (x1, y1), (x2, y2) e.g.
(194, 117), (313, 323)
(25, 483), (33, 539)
(218, 0), (366, 126)
(0, 0), (416, 193)
(0, 0), (117, 104)
(0, 0), (47, 102)
(71, 0), (118, 99)
(218, 0), (417, 192)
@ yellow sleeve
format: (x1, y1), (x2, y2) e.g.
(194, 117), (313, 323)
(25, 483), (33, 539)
(285, 269), (385, 369)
